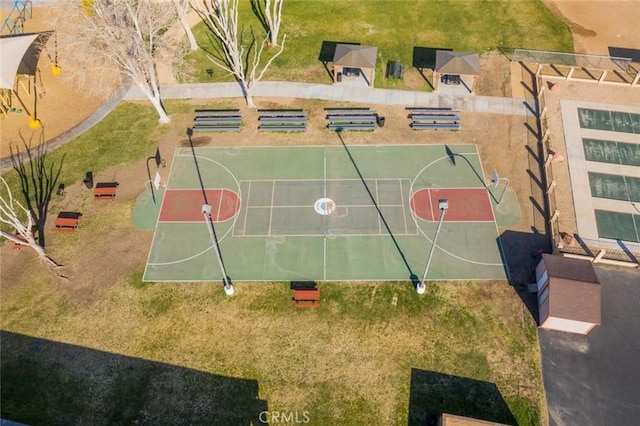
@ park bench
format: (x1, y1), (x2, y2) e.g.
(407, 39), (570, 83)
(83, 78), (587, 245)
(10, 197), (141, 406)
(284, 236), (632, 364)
(327, 123), (376, 131)
(54, 211), (82, 232)
(94, 182), (119, 200)
(326, 115), (378, 123)
(258, 116), (308, 123)
(410, 123), (461, 130)
(193, 109), (242, 132)
(258, 110), (308, 132)
(194, 117), (242, 124)
(293, 288), (320, 307)
(406, 107), (453, 113)
(194, 109), (241, 118)
(324, 107), (376, 116)
(257, 109), (306, 118)
(410, 115), (460, 123)
(192, 125), (241, 132)
(258, 125), (307, 132)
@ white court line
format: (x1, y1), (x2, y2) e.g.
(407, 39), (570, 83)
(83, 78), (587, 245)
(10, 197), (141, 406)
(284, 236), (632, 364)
(399, 179), (409, 235)
(375, 179), (382, 234)
(268, 181), (275, 236)
(323, 149), (327, 280)
(427, 189), (434, 221)
(244, 203), (408, 209)
(241, 181), (252, 236)
(215, 190), (223, 222)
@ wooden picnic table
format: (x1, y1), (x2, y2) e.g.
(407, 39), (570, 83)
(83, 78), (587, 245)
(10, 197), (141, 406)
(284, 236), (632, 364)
(293, 288), (320, 307)
(94, 182), (119, 200)
(54, 211), (82, 232)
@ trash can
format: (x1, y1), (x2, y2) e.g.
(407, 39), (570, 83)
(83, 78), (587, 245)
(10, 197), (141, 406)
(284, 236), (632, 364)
(376, 115), (386, 128)
(337, 72), (342, 83)
(83, 171), (93, 189)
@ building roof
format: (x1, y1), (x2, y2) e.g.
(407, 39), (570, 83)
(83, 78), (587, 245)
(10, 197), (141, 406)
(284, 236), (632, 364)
(0, 32), (53, 89)
(542, 253), (599, 283)
(435, 50), (480, 75)
(542, 254), (601, 324)
(333, 44), (378, 68)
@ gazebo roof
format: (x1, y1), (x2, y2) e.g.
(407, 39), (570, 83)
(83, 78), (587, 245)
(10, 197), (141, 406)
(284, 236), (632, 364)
(333, 44), (378, 68)
(0, 32), (53, 89)
(435, 50), (480, 75)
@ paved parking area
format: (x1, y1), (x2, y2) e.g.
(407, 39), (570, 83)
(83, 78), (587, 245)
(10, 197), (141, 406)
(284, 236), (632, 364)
(538, 265), (640, 425)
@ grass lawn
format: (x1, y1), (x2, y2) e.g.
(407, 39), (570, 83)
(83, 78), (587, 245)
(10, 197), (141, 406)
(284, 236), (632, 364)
(1, 272), (542, 425)
(1, 102), (544, 424)
(183, 0), (572, 89)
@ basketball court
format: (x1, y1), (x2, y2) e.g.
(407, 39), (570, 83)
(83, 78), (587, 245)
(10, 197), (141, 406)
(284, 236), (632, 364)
(142, 144), (508, 282)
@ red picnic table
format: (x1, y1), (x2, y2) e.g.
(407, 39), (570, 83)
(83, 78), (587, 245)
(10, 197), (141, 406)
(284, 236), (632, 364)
(292, 288), (320, 307)
(93, 182), (119, 200)
(54, 211), (82, 232)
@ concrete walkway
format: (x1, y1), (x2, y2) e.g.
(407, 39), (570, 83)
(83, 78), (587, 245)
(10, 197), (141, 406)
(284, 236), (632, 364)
(124, 81), (527, 115)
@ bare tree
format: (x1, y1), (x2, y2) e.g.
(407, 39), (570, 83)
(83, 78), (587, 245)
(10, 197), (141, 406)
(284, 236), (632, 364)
(10, 136), (65, 252)
(172, 0), (199, 51)
(0, 176), (61, 269)
(58, 0), (178, 123)
(192, 0), (286, 108)
(250, 0), (284, 47)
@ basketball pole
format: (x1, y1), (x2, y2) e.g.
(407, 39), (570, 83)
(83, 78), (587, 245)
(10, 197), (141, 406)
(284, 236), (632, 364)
(417, 199), (448, 294)
(202, 204), (234, 296)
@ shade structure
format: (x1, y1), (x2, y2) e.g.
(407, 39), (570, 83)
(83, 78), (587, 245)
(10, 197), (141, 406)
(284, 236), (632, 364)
(332, 44), (378, 87)
(0, 31), (53, 89)
(433, 50), (480, 92)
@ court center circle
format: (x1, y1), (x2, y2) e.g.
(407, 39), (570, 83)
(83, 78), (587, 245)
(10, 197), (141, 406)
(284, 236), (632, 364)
(314, 198), (336, 215)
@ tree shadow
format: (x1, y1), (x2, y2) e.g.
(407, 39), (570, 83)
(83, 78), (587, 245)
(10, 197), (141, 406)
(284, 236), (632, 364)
(408, 368), (517, 425)
(249, 0), (271, 39)
(0, 330), (269, 425)
(318, 40), (360, 82)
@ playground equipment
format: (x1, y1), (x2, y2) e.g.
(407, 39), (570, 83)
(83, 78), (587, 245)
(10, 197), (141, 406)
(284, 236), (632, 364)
(1, 1), (32, 36)
(0, 30), (55, 126)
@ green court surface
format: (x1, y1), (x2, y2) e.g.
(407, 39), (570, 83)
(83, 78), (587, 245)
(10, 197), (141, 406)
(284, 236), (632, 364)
(588, 172), (640, 203)
(594, 210), (640, 243)
(577, 108), (640, 134)
(582, 138), (640, 167)
(142, 145), (508, 282)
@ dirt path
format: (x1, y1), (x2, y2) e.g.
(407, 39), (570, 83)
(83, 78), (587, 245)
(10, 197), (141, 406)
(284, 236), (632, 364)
(543, 0), (640, 55)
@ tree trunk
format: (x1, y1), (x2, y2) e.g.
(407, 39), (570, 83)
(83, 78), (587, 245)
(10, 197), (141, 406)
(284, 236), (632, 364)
(37, 219), (46, 248)
(137, 80), (171, 123)
(179, 12), (198, 51)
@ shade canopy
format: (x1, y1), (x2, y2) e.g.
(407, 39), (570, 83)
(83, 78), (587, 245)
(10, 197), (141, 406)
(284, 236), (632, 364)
(333, 44), (378, 68)
(0, 31), (52, 89)
(435, 50), (480, 75)
(332, 44), (378, 87)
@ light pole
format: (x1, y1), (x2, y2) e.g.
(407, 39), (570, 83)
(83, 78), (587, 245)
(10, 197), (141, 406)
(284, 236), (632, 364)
(417, 199), (448, 294)
(202, 204), (234, 296)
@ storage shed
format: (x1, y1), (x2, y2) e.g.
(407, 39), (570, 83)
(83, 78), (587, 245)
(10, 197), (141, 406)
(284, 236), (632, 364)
(535, 254), (601, 335)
